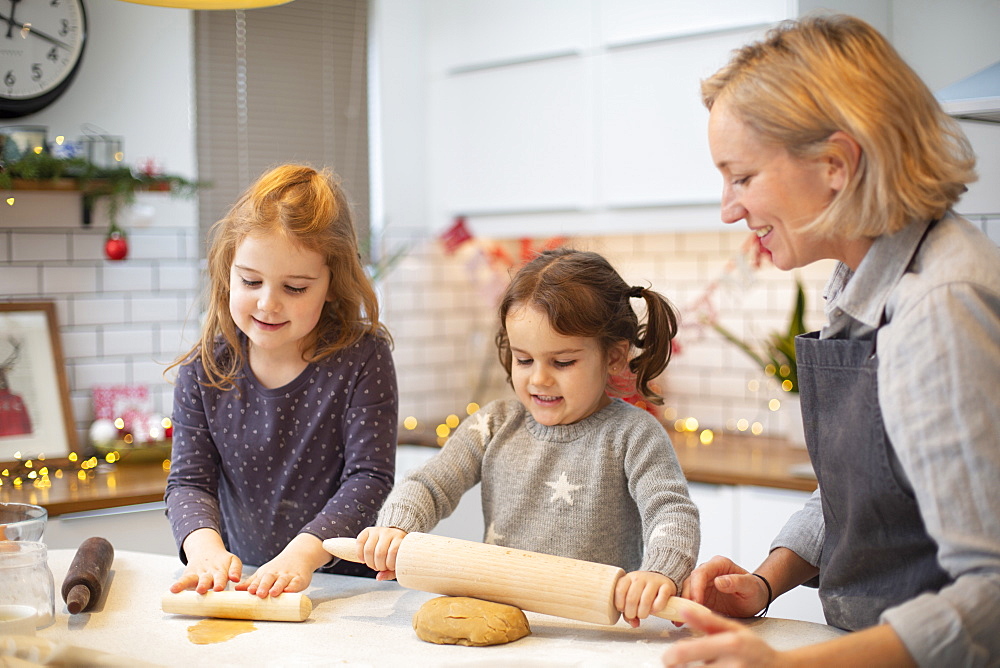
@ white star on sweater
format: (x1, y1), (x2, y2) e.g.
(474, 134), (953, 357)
(545, 472), (582, 506)
(484, 522), (505, 545)
(467, 411), (491, 442)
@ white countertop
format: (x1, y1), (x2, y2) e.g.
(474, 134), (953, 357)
(8, 550), (844, 667)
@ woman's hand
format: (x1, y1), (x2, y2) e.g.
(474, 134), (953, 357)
(681, 555), (769, 618)
(356, 526), (407, 580)
(170, 528), (242, 594)
(236, 533), (330, 597)
(661, 603), (784, 667)
(615, 570), (678, 628)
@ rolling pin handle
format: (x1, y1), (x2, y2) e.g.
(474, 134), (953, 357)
(66, 583), (92, 615)
(654, 596), (710, 623)
(322, 537), (364, 563)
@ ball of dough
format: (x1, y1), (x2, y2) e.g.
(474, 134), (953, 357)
(412, 596), (531, 647)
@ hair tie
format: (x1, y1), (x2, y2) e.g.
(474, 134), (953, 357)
(628, 286), (645, 299)
(752, 573), (773, 618)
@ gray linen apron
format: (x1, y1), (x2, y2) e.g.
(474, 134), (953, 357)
(795, 228), (951, 630)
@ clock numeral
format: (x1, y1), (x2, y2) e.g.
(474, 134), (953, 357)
(48, 48), (59, 62)
(51, 0), (62, 6)
(32, 64), (43, 82)
(4, 71), (15, 88)
(60, 19), (69, 37)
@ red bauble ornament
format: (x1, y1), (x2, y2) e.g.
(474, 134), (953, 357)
(105, 230), (128, 261)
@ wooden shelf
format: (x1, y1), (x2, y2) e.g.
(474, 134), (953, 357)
(5, 178), (173, 193)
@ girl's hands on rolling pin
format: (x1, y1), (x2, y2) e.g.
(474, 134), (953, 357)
(237, 533), (330, 598)
(170, 527), (242, 594)
(615, 570), (678, 628)
(356, 526), (407, 580)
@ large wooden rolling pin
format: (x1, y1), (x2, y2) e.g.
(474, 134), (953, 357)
(323, 532), (706, 625)
(161, 590), (312, 622)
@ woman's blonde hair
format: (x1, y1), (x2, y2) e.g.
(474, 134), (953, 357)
(170, 164), (389, 390)
(701, 13), (976, 238)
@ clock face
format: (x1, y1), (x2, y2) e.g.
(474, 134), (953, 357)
(1, 0), (88, 118)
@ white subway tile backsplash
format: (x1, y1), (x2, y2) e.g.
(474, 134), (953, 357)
(0, 266), (41, 294)
(71, 297), (127, 327)
(101, 263), (154, 292)
(70, 232), (110, 262)
(129, 233), (184, 260)
(12, 233), (70, 262)
(381, 226), (831, 432)
(157, 262), (199, 291)
(60, 330), (100, 358)
(72, 360), (129, 388)
(133, 360), (172, 387)
(131, 296), (183, 323)
(158, 325), (198, 360)
(102, 326), (158, 357)
(42, 266), (99, 294)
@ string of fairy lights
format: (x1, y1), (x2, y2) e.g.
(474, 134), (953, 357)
(0, 417), (174, 490)
(3, 373), (794, 493)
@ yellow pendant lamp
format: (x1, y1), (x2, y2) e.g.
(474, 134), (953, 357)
(116, 0), (293, 8)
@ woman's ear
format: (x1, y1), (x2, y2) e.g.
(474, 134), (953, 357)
(826, 131), (862, 192)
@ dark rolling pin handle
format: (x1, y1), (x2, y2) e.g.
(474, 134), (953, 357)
(61, 537), (115, 614)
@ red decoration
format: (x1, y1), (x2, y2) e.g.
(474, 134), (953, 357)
(92, 384), (152, 433)
(104, 227), (128, 261)
(439, 216), (473, 254)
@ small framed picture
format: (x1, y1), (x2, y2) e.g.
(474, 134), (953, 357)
(0, 302), (77, 463)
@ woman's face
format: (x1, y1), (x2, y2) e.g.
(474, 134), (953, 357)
(708, 98), (855, 270)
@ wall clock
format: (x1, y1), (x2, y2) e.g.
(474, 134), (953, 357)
(1, 0), (88, 118)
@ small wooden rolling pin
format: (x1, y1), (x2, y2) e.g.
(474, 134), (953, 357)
(161, 590), (312, 622)
(61, 537), (115, 614)
(324, 532), (707, 625)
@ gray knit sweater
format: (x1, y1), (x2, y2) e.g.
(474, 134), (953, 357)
(378, 398), (699, 587)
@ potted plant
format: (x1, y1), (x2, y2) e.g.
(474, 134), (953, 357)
(710, 278), (807, 394)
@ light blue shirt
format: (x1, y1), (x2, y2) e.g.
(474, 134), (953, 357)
(773, 213), (1000, 667)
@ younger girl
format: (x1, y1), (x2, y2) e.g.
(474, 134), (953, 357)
(165, 164), (398, 598)
(357, 248), (699, 626)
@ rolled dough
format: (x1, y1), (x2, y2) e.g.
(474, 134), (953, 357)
(412, 596), (531, 647)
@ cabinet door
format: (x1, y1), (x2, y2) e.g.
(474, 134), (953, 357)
(395, 445), (484, 542)
(426, 0), (591, 73)
(736, 486), (825, 624)
(688, 482), (736, 566)
(45, 502), (177, 556)
(599, 0), (788, 47)
(429, 57), (593, 215)
(599, 27), (765, 209)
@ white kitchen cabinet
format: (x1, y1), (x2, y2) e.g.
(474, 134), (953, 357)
(598, 0), (787, 47)
(599, 28), (763, 209)
(429, 57), (594, 215)
(690, 482), (825, 624)
(394, 444), (485, 542)
(45, 502), (177, 557)
(426, 0), (591, 74)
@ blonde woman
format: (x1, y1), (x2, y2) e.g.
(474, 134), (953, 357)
(668, 14), (1000, 668)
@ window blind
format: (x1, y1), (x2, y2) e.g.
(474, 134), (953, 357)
(194, 0), (369, 256)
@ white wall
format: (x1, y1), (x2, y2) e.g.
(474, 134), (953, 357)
(1, 1), (199, 445)
(10, 0), (196, 178)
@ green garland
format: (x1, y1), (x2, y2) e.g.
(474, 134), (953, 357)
(1, 151), (207, 228)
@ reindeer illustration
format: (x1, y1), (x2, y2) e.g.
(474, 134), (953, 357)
(0, 336), (33, 437)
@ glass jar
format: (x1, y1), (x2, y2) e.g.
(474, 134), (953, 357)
(0, 541), (54, 630)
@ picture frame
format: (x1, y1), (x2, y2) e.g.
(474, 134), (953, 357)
(0, 302), (77, 464)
